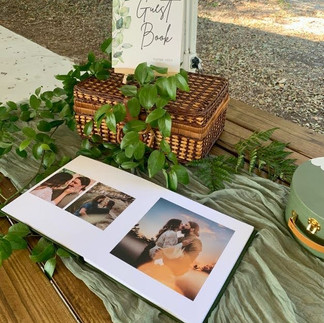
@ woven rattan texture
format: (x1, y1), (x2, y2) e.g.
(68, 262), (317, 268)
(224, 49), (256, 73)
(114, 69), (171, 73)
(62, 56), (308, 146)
(73, 72), (229, 162)
(74, 71), (228, 128)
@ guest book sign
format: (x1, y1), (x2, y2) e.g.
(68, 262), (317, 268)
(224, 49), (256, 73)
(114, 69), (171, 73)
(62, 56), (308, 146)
(112, 0), (185, 74)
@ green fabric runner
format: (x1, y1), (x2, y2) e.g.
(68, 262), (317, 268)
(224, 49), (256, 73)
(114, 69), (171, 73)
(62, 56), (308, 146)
(1, 126), (323, 323)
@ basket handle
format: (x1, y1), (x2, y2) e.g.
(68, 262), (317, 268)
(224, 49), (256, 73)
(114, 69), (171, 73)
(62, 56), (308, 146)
(288, 211), (324, 253)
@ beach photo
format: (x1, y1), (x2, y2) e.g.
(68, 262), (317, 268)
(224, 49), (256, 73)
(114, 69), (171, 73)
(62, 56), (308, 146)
(111, 198), (235, 300)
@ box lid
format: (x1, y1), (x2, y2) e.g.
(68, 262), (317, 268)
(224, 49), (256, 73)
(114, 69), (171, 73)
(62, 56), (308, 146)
(292, 157), (324, 219)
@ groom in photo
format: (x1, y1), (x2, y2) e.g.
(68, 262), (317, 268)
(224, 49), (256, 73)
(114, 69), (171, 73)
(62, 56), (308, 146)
(51, 175), (91, 208)
(180, 221), (202, 263)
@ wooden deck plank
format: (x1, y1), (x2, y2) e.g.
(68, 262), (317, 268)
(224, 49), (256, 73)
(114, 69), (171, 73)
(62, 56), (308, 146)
(53, 258), (112, 323)
(227, 99), (324, 158)
(0, 176), (112, 323)
(0, 219), (77, 323)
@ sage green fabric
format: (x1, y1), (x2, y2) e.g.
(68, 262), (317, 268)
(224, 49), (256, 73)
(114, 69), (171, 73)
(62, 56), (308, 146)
(1, 127), (323, 323)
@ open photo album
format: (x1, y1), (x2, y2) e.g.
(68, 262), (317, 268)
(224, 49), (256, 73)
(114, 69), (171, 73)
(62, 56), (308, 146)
(3, 155), (255, 323)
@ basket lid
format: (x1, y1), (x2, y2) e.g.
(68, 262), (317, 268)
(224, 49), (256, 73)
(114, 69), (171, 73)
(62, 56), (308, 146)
(74, 71), (228, 120)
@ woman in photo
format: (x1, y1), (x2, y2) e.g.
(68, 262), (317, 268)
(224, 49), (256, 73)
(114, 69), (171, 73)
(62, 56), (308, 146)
(149, 218), (183, 262)
(30, 172), (73, 202)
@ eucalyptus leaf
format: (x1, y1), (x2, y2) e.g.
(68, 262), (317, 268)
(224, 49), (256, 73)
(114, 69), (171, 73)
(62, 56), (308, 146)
(30, 241), (56, 263)
(83, 120), (93, 136)
(155, 97), (169, 109)
(135, 62), (149, 85)
(125, 144), (135, 158)
(8, 222), (31, 237)
(175, 74), (190, 92)
(123, 120), (146, 133)
(106, 111), (117, 133)
(138, 85), (158, 110)
(0, 237), (12, 260)
(120, 85), (137, 97)
(49, 120), (64, 129)
(32, 143), (44, 159)
(37, 120), (52, 132)
(120, 131), (139, 149)
(159, 139), (171, 153)
(166, 76), (177, 100)
(148, 150), (165, 177)
(19, 103), (29, 111)
(4, 233), (27, 250)
(133, 141), (145, 160)
(56, 248), (71, 258)
(19, 139), (31, 151)
(43, 151), (56, 168)
(119, 6), (130, 16)
(40, 91), (54, 101)
(158, 112), (172, 137)
(94, 103), (110, 118)
(39, 110), (54, 118)
(90, 146), (102, 158)
(127, 97), (141, 117)
(113, 103), (126, 123)
(91, 134), (103, 143)
(35, 87), (42, 96)
(146, 108), (166, 124)
(88, 52), (96, 62)
(121, 161), (139, 169)
(172, 164), (189, 185)
(20, 110), (32, 122)
(15, 148), (27, 158)
(167, 152), (178, 164)
(0, 141), (12, 149)
(116, 17), (124, 29)
(6, 101), (18, 110)
(123, 16), (131, 29)
(40, 143), (51, 151)
(44, 257), (57, 279)
(29, 95), (41, 110)
(81, 138), (92, 150)
(168, 169), (178, 191)
(113, 32), (123, 47)
(122, 43), (132, 48)
(100, 38), (112, 55)
(150, 65), (168, 74)
(114, 151), (128, 164)
(53, 87), (66, 97)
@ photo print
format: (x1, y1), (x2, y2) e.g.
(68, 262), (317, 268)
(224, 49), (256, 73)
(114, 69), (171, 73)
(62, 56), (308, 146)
(66, 182), (135, 230)
(30, 169), (94, 209)
(111, 198), (235, 300)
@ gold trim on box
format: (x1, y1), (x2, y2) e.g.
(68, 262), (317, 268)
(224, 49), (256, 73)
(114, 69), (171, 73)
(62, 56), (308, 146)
(307, 218), (321, 235)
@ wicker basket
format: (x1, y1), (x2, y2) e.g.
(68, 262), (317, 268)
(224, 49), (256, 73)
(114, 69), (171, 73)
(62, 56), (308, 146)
(73, 71), (229, 162)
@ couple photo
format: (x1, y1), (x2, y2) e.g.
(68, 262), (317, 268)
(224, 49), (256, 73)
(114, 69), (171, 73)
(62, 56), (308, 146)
(111, 198), (235, 300)
(30, 170), (135, 230)
(66, 182), (135, 230)
(30, 169), (93, 208)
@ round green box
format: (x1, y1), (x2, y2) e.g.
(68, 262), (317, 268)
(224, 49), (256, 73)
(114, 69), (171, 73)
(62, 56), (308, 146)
(285, 157), (324, 259)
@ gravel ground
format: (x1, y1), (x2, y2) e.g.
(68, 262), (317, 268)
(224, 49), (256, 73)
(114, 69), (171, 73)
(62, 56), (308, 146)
(1, 0), (323, 134)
